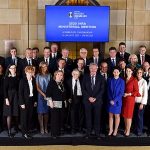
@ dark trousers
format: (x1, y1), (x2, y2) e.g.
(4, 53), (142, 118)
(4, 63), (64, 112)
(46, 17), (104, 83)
(84, 101), (102, 136)
(134, 103), (145, 134)
(70, 96), (83, 130)
(144, 104), (150, 132)
(51, 108), (65, 136)
(20, 98), (34, 135)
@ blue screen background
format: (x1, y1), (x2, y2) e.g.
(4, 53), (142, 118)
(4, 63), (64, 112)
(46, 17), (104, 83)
(45, 6), (110, 42)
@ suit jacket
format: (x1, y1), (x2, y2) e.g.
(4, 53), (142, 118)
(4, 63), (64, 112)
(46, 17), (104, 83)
(46, 79), (66, 102)
(53, 67), (72, 83)
(82, 73), (105, 105)
(146, 77), (150, 105)
(64, 57), (73, 71)
(39, 57), (52, 73)
(21, 58), (38, 76)
(0, 56), (5, 70)
(105, 57), (120, 77)
(19, 77), (37, 105)
(89, 56), (104, 66)
(73, 58), (90, 73)
(66, 77), (82, 100)
(5, 56), (22, 77)
(137, 54), (150, 65)
(116, 52), (130, 64)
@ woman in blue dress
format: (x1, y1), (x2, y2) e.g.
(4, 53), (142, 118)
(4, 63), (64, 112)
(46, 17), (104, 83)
(107, 67), (125, 136)
(36, 61), (51, 134)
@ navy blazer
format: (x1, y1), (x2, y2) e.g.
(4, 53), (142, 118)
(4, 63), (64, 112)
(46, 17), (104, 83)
(116, 52), (130, 64)
(82, 73), (105, 104)
(137, 54), (150, 65)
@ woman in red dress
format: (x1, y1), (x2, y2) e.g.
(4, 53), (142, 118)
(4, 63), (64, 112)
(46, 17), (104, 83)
(122, 66), (140, 136)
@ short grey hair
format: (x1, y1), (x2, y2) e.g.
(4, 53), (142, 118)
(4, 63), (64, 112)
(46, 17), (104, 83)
(89, 63), (98, 69)
(80, 48), (87, 53)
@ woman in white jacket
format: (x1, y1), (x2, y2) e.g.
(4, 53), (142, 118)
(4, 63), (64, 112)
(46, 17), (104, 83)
(134, 68), (148, 136)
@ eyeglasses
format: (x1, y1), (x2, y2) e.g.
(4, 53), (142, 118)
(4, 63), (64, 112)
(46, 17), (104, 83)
(9, 67), (16, 69)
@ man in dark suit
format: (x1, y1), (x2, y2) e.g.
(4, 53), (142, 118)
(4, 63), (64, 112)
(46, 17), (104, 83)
(73, 48), (90, 71)
(137, 45), (150, 65)
(82, 63), (105, 139)
(118, 59), (127, 79)
(32, 47), (40, 65)
(61, 48), (73, 72)
(49, 43), (62, 72)
(5, 47), (22, 77)
(66, 69), (83, 133)
(89, 48), (104, 67)
(99, 61), (109, 133)
(99, 61), (109, 80)
(21, 48), (37, 77)
(0, 56), (5, 70)
(106, 47), (120, 77)
(116, 42), (130, 64)
(39, 46), (51, 72)
(53, 58), (71, 81)
(142, 61), (150, 79)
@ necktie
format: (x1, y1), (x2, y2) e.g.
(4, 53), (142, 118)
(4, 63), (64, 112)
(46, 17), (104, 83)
(112, 59), (115, 66)
(28, 60), (31, 66)
(45, 58), (48, 65)
(103, 73), (106, 80)
(95, 58), (98, 64)
(142, 55), (145, 64)
(91, 76), (94, 90)
(74, 80), (77, 96)
(12, 58), (15, 65)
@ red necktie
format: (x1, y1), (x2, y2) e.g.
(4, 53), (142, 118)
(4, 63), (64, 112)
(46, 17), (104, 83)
(142, 55), (145, 64)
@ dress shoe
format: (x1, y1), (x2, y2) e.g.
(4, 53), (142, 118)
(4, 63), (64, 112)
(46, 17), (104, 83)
(8, 130), (13, 138)
(84, 134), (90, 139)
(8, 133), (13, 138)
(45, 129), (48, 134)
(51, 135), (57, 139)
(22, 134), (32, 139)
(96, 135), (101, 140)
(40, 129), (44, 134)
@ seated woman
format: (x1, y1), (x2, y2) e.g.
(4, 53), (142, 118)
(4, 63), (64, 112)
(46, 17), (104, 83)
(107, 67), (125, 136)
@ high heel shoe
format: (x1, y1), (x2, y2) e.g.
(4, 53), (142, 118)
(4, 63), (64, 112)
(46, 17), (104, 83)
(108, 130), (113, 137)
(40, 129), (44, 134)
(8, 130), (13, 138)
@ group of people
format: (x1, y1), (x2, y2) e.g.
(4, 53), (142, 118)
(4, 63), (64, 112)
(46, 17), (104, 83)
(0, 42), (149, 140)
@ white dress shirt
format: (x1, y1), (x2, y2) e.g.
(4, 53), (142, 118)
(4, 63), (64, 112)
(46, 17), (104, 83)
(26, 58), (32, 65)
(148, 78), (150, 90)
(111, 57), (116, 66)
(52, 52), (57, 58)
(44, 57), (49, 65)
(28, 79), (33, 97)
(135, 78), (148, 105)
(72, 78), (82, 96)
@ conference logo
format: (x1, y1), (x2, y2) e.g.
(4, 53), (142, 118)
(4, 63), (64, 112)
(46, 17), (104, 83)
(68, 12), (73, 18)
(68, 11), (87, 19)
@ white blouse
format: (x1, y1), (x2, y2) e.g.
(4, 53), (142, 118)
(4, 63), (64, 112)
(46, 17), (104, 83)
(135, 78), (148, 105)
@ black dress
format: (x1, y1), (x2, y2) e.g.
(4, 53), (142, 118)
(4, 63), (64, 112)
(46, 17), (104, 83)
(3, 76), (19, 116)
(0, 75), (4, 129)
(46, 79), (66, 137)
